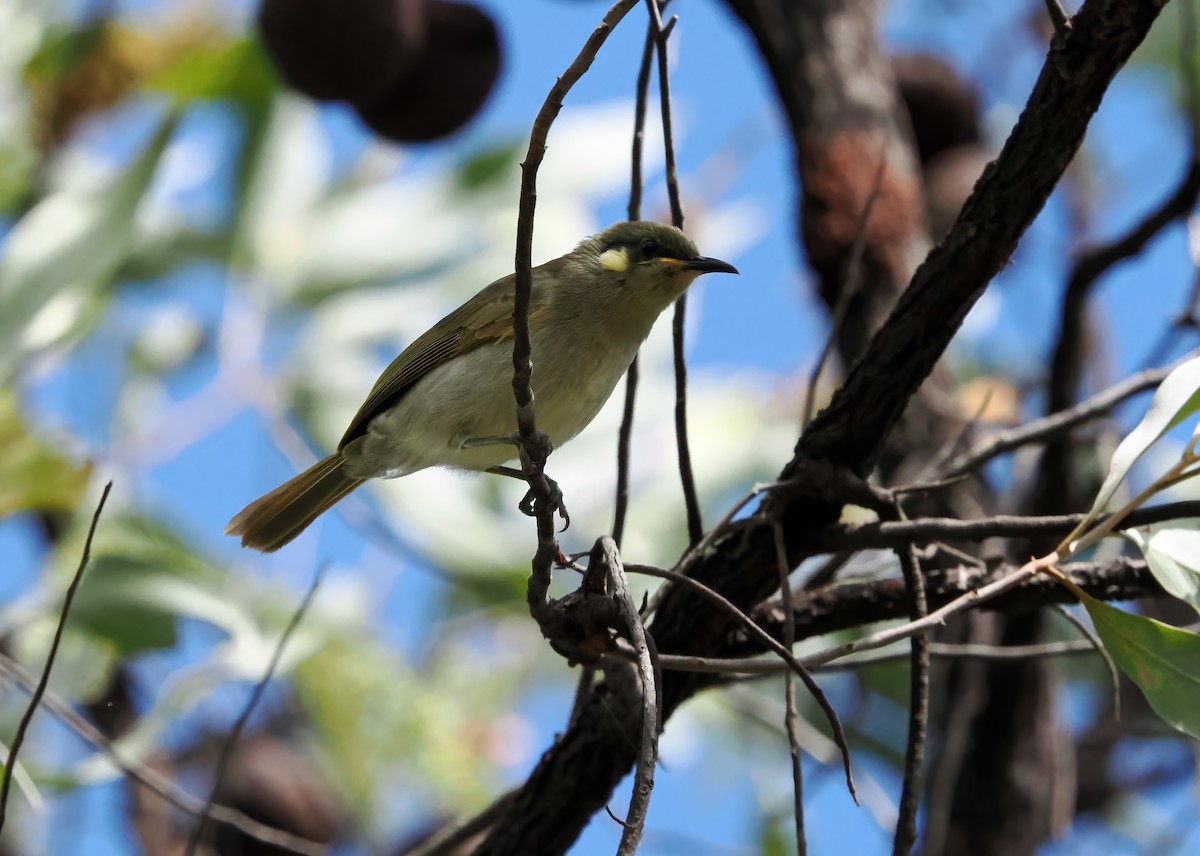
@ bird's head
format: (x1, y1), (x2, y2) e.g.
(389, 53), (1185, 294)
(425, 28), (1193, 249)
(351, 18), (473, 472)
(576, 221), (738, 309)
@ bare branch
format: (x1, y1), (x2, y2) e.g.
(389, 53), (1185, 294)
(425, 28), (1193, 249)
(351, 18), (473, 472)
(184, 567), (324, 855)
(806, 501), (1200, 555)
(945, 359), (1191, 479)
(893, 540), (929, 856)
(612, 11), (661, 546)
(512, 0), (641, 599)
(773, 521), (808, 852)
(0, 482), (111, 833)
(0, 652), (325, 856)
(646, 0), (705, 545)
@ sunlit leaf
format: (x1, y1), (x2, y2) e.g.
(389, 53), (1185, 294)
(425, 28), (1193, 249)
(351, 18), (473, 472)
(0, 391), (91, 517)
(0, 111), (178, 380)
(1083, 596), (1200, 740)
(1089, 356), (1200, 516)
(144, 37), (276, 106)
(1127, 521), (1200, 612)
(455, 142), (520, 193)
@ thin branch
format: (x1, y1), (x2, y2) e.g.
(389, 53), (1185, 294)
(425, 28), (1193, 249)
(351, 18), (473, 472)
(807, 500), (1200, 555)
(797, 558), (1056, 671)
(612, 14), (659, 546)
(1044, 94), (1200, 437)
(626, 562), (856, 800)
(646, 638), (1104, 676)
(0, 655), (325, 855)
(184, 567), (324, 855)
(1052, 603), (1120, 719)
(0, 482), (111, 833)
(1044, 0), (1073, 36)
(512, 0), (641, 598)
(944, 360), (1189, 478)
(892, 542), (928, 856)
(773, 521), (807, 852)
(647, 0), (704, 546)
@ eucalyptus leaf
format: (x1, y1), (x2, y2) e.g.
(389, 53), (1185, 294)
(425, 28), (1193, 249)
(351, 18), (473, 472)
(0, 111), (178, 380)
(1089, 356), (1200, 517)
(1127, 521), (1200, 612)
(0, 391), (91, 517)
(1083, 595), (1200, 740)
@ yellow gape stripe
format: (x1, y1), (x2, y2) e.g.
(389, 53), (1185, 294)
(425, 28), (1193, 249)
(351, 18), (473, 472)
(598, 247), (629, 272)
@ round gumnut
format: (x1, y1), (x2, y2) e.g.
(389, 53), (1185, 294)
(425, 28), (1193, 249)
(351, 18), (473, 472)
(258, 0), (427, 103)
(353, 0), (501, 143)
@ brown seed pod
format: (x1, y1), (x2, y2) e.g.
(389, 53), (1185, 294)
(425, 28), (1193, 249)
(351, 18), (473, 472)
(258, 0), (427, 103)
(353, 0), (502, 143)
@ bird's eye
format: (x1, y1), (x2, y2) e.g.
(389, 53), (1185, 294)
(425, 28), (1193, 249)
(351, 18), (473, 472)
(640, 238), (660, 259)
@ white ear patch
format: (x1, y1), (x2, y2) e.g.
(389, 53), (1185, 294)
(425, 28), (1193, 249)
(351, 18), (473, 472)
(598, 247), (629, 272)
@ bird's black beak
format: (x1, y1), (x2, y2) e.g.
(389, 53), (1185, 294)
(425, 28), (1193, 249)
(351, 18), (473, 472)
(678, 256), (739, 275)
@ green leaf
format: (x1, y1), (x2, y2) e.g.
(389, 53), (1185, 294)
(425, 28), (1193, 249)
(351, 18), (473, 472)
(144, 37), (276, 106)
(0, 111), (179, 381)
(455, 142), (520, 193)
(1127, 521), (1200, 612)
(0, 392), (92, 516)
(1089, 356), (1200, 516)
(1083, 595), (1200, 739)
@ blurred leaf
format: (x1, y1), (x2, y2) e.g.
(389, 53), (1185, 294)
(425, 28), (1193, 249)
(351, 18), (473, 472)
(1083, 596), (1200, 740)
(0, 111), (178, 380)
(294, 630), (514, 820)
(69, 556), (184, 656)
(758, 814), (790, 856)
(1127, 521), (1200, 612)
(1088, 356), (1200, 517)
(145, 37), (276, 107)
(116, 229), (235, 281)
(455, 142), (520, 193)
(0, 391), (91, 516)
(23, 21), (107, 79)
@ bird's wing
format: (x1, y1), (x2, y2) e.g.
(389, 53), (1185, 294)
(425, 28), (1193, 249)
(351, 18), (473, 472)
(336, 262), (561, 449)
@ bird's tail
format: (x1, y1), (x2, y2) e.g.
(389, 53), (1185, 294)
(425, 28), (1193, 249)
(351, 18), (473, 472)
(226, 454), (364, 552)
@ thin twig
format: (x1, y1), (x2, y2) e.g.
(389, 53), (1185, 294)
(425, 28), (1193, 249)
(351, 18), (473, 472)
(0, 655), (324, 855)
(944, 360), (1189, 478)
(612, 15), (659, 546)
(647, 0), (704, 546)
(803, 144), (888, 428)
(773, 521), (807, 853)
(644, 638), (1104, 676)
(0, 482), (111, 833)
(798, 560), (1053, 671)
(1051, 603), (1120, 720)
(808, 500), (1200, 555)
(892, 542), (928, 856)
(1044, 0), (1072, 37)
(512, 0), (641, 599)
(184, 567), (324, 855)
(625, 562), (856, 799)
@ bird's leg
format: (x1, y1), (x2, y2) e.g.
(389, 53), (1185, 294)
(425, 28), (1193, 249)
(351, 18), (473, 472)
(460, 433), (521, 449)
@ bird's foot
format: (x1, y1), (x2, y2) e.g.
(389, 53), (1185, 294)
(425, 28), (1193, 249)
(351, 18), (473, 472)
(519, 474), (571, 531)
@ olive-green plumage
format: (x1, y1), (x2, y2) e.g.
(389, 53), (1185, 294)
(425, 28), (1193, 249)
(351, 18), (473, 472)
(226, 221), (737, 552)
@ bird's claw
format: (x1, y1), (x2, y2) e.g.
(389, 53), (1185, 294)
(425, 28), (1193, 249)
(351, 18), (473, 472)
(520, 475), (571, 531)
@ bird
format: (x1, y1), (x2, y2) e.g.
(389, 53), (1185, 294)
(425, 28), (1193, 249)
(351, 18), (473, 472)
(226, 220), (738, 552)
